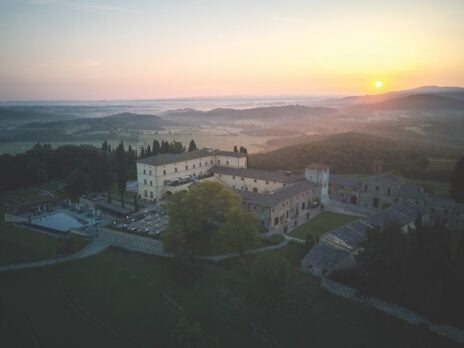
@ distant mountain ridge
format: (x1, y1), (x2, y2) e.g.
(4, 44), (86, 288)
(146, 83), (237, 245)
(322, 86), (464, 107)
(345, 93), (464, 112)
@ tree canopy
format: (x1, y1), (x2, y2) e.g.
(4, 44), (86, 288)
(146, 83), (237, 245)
(338, 223), (464, 328)
(163, 181), (240, 257)
(450, 156), (464, 203)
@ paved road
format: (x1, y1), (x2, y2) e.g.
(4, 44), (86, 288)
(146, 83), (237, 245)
(0, 240), (110, 273)
(197, 238), (289, 262)
(1, 226), (296, 273)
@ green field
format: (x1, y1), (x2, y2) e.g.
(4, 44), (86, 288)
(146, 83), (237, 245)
(409, 178), (451, 197)
(290, 212), (358, 240)
(0, 246), (458, 347)
(427, 158), (457, 171)
(0, 222), (88, 266)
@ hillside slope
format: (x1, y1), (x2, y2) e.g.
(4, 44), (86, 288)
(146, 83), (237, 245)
(249, 132), (458, 180)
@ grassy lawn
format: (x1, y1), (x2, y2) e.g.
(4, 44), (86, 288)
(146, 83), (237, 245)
(427, 158), (456, 171)
(0, 222), (89, 266)
(409, 178), (450, 197)
(196, 233), (284, 256)
(0, 247), (459, 347)
(290, 212), (358, 240)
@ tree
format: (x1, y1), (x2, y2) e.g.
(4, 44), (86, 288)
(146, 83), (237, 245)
(171, 141), (185, 154)
(133, 194), (139, 212)
(161, 140), (170, 154)
(65, 169), (90, 202)
(233, 145), (238, 153)
(239, 146), (247, 154)
(220, 208), (259, 256)
(115, 141), (128, 207)
(162, 182), (240, 257)
(450, 156), (464, 203)
(152, 139), (160, 155)
(188, 139), (197, 152)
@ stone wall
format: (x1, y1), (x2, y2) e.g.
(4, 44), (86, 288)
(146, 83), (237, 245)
(97, 228), (167, 256)
(320, 277), (464, 344)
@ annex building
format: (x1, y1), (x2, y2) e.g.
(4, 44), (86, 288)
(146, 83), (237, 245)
(137, 148), (329, 231)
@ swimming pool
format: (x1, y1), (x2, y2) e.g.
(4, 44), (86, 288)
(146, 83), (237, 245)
(31, 212), (85, 233)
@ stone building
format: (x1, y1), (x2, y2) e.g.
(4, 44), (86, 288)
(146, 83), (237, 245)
(329, 171), (463, 230)
(137, 149), (329, 231)
(137, 149), (247, 200)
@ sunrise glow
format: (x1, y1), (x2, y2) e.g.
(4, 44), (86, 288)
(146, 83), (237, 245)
(0, 1), (463, 100)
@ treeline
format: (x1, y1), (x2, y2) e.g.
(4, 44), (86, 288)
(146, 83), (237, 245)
(0, 143), (113, 193)
(250, 132), (458, 182)
(333, 221), (464, 328)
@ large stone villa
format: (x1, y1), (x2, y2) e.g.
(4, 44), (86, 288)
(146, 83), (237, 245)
(137, 149), (464, 277)
(137, 148), (329, 231)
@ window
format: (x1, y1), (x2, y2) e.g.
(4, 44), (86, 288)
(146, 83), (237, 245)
(232, 176), (235, 180)
(144, 179), (147, 185)
(185, 165), (188, 170)
(253, 187), (258, 193)
(149, 170), (152, 175)
(144, 190), (147, 197)
(274, 217), (279, 226)
(226, 160), (229, 165)
(150, 181), (152, 186)
(254, 179), (257, 183)
(175, 167), (178, 173)
(241, 177), (244, 181)
(266, 181), (269, 185)
(364, 185), (368, 192)
(199, 162), (202, 167)
(387, 188), (391, 196)
(163, 170), (166, 175)
(150, 191), (153, 198)
(217, 160), (221, 165)
(210, 160), (213, 164)
(205, 161), (208, 166)
(143, 169), (146, 174)
(193, 164), (196, 169)
(375, 186), (379, 191)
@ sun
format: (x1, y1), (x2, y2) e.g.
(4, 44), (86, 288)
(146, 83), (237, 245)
(374, 80), (383, 89)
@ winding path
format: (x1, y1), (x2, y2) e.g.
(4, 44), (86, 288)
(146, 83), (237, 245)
(0, 240), (110, 273)
(0, 228), (292, 272)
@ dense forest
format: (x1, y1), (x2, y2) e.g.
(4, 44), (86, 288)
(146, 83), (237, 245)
(250, 132), (459, 182)
(333, 222), (464, 328)
(0, 139), (196, 195)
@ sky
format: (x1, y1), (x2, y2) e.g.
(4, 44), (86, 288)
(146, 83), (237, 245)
(0, 0), (463, 100)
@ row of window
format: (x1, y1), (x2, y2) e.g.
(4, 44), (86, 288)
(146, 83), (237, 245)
(144, 190), (154, 198)
(143, 179), (153, 186)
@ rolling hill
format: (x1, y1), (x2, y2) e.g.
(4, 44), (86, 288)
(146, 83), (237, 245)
(0, 113), (179, 143)
(249, 132), (459, 181)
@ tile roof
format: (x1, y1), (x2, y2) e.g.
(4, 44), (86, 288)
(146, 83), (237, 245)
(301, 243), (351, 273)
(210, 166), (304, 183)
(329, 174), (362, 188)
(137, 149), (245, 166)
(238, 180), (315, 207)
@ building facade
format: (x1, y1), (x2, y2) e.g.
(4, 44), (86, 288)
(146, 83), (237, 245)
(137, 149), (247, 200)
(137, 149), (327, 231)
